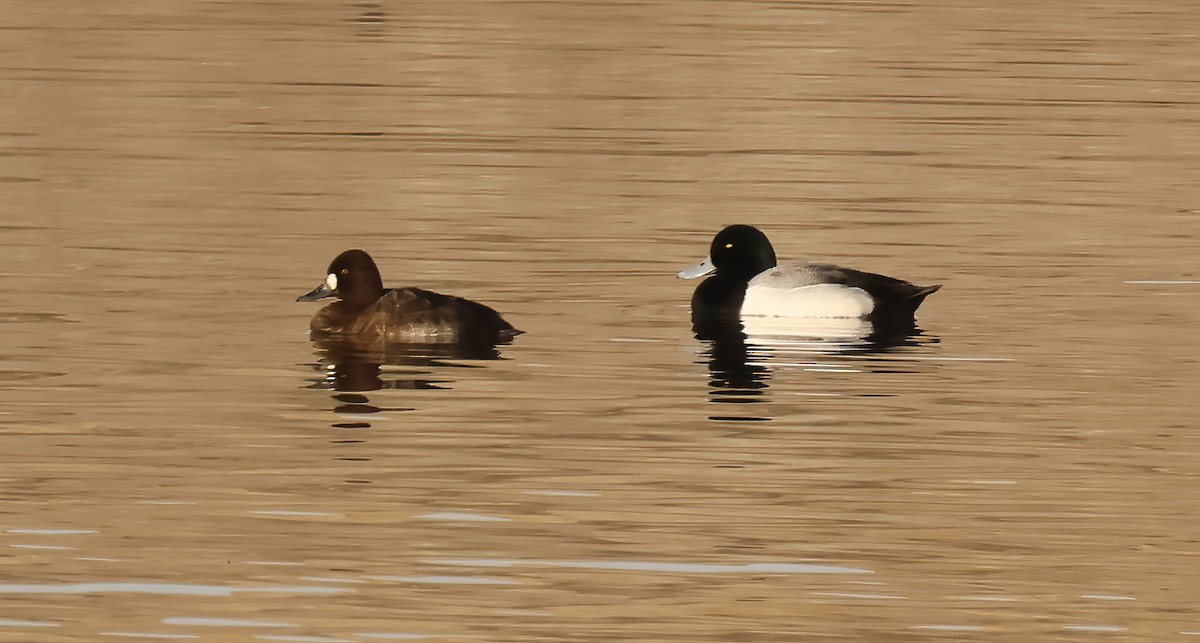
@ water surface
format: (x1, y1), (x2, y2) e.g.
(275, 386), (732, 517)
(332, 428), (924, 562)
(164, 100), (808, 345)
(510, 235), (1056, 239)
(2, 0), (1199, 640)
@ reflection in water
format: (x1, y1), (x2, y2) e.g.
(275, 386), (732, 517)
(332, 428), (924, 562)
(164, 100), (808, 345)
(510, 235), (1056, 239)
(695, 315), (936, 421)
(303, 336), (511, 426)
(351, 1), (388, 41)
(701, 323), (773, 413)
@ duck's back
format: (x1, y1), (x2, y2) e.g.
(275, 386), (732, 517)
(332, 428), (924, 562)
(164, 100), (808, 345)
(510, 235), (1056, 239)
(746, 262), (939, 323)
(800, 263), (937, 307)
(312, 287), (519, 344)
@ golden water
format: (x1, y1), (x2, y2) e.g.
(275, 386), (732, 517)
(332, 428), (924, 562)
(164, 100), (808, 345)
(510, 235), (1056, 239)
(2, 1), (1199, 640)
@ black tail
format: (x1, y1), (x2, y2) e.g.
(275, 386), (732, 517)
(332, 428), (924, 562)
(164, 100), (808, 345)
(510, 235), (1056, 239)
(908, 284), (941, 311)
(868, 283), (940, 331)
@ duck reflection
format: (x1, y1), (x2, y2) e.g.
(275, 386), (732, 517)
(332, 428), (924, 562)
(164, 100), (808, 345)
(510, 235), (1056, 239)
(694, 314), (934, 421)
(696, 317), (773, 411)
(304, 335), (508, 423)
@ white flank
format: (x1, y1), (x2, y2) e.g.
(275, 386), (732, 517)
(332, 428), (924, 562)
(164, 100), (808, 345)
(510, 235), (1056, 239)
(741, 283), (874, 318)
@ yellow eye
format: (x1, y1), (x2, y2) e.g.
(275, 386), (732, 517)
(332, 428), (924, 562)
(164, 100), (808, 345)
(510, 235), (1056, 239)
(724, 243), (733, 249)
(340, 268), (349, 275)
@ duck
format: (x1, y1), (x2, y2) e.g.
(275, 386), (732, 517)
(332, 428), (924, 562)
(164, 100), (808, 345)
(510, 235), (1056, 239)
(678, 225), (940, 330)
(297, 249), (521, 345)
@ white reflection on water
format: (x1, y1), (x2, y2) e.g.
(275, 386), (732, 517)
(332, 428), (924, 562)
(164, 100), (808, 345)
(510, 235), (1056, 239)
(1124, 280), (1200, 285)
(813, 591), (906, 600)
(0, 618), (59, 627)
(245, 561), (307, 567)
(740, 316), (874, 342)
(6, 529), (97, 535)
(423, 558), (871, 574)
(162, 617), (293, 628)
(353, 635), (432, 641)
(370, 575), (519, 585)
(248, 510), (343, 517)
(524, 490), (600, 497)
(99, 634), (199, 640)
(257, 636), (355, 643)
(415, 512), (511, 522)
(1062, 625), (1127, 632)
(0, 583), (349, 596)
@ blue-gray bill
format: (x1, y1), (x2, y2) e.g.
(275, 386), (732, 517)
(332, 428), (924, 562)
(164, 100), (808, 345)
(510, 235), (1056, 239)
(297, 281), (335, 302)
(677, 255), (716, 280)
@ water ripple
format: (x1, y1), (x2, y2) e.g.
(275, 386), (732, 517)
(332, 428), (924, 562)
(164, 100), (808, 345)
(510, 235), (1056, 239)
(0, 583), (350, 596)
(423, 558), (871, 574)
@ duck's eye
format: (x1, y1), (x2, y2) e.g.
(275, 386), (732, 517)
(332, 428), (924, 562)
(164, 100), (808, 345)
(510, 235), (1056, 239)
(724, 243), (734, 249)
(340, 268), (349, 275)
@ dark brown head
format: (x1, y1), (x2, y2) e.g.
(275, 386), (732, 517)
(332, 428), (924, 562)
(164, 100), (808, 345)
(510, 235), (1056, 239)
(297, 249), (385, 309)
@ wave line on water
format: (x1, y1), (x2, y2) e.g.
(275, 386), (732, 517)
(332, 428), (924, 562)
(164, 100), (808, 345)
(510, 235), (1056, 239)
(422, 558), (871, 574)
(0, 582), (351, 596)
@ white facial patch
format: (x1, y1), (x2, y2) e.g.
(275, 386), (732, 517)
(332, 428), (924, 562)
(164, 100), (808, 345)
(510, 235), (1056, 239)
(325, 273), (338, 291)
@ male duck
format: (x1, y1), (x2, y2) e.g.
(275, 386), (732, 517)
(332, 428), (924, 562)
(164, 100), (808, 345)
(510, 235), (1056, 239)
(298, 249), (521, 345)
(678, 225), (940, 329)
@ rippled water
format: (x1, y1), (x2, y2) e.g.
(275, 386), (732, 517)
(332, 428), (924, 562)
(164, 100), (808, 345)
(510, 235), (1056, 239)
(3, 0), (1199, 640)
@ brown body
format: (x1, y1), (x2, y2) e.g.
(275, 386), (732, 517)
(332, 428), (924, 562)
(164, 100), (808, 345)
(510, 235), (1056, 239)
(310, 286), (519, 344)
(299, 249), (521, 347)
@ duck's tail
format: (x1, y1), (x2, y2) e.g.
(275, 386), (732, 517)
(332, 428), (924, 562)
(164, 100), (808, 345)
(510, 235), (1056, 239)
(497, 327), (525, 343)
(908, 284), (941, 311)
